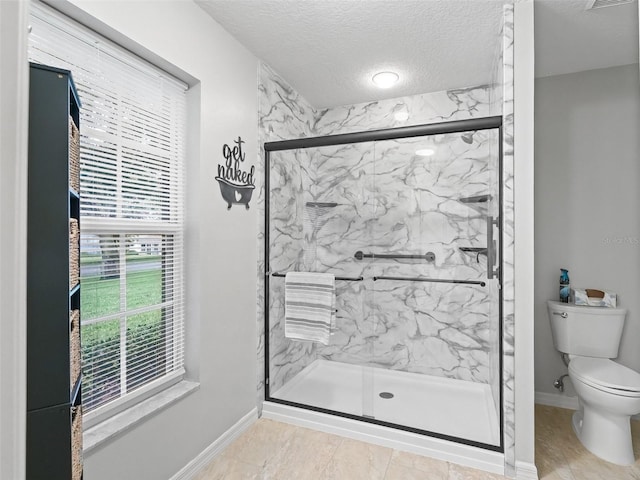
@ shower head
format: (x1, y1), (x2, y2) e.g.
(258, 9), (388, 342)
(461, 131), (475, 144)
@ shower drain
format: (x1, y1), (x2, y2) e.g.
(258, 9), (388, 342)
(379, 392), (394, 399)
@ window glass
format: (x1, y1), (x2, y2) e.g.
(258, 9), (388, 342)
(29, 2), (186, 416)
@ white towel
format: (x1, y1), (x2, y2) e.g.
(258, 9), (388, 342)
(285, 272), (335, 345)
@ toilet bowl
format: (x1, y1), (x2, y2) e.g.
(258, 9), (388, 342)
(547, 300), (640, 465)
(568, 356), (640, 465)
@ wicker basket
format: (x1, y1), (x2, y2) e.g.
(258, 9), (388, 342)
(71, 406), (83, 480)
(69, 117), (80, 193)
(69, 218), (79, 290)
(70, 310), (80, 390)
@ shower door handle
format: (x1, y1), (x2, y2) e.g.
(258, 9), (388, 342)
(486, 216), (499, 280)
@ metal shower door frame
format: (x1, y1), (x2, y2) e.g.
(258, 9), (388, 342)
(263, 116), (504, 452)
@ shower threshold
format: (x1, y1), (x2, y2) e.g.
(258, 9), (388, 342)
(271, 359), (500, 446)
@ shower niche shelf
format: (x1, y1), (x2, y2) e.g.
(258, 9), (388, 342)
(459, 194), (491, 204)
(458, 194), (491, 215)
(305, 201), (338, 208)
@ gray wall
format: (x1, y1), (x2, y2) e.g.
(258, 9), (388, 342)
(60, 2), (260, 479)
(535, 64), (640, 398)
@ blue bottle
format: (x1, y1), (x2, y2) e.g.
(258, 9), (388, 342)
(559, 268), (570, 303)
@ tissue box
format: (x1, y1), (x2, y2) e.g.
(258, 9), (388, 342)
(572, 288), (617, 308)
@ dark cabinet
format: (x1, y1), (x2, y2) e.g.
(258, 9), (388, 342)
(27, 63), (82, 480)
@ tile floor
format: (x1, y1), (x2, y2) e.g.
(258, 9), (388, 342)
(535, 404), (640, 480)
(194, 405), (640, 479)
(193, 418), (507, 480)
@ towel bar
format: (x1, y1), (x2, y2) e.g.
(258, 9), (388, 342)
(373, 275), (486, 287)
(270, 272), (363, 282)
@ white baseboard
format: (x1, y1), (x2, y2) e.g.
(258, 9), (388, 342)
(535, 391), (579, 410)
(516, 460), (538, 480)
(536, 391), (640, 421)
(169, 408), (258, 480)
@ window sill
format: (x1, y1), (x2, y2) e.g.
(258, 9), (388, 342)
(83, 380), (200, 454)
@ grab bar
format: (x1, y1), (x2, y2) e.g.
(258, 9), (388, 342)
(354, 251), (435, 262)
(373, 276), (486, 287)
(270, 272), (364, 282)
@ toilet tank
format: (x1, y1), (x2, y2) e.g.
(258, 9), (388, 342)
(547, 300), (627, 358)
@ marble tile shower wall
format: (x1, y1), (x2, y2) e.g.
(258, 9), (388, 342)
(268, 149), (319, 393)
(257, 64), (317, 399)
(314, 86), (493, 136)
(309, 134), (499, 385)
(499, 4), (516, 475)
(488, 25), (505, 422)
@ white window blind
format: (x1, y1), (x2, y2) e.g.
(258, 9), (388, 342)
(28, 3), (186, 418)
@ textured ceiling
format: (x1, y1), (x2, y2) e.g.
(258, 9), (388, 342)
(197, 0), (505, 108)
(197, 0), (639, 109)
(535, 0), (638, 78)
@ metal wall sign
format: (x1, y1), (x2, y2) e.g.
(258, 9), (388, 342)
(215, 136), (255, 210)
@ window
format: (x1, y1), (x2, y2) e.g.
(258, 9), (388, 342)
(28, 3), (186, 421)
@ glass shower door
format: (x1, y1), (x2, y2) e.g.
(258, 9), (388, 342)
(264, 121), (502, 451)
(266, 143), (373, 418)
(365, 129), (502, 447)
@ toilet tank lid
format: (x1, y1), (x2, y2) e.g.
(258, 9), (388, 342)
(547, 300), (627, 315)
(569, 357), (640, 392)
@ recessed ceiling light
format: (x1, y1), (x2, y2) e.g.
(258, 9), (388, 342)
(416, 148), (435, 157)
(372, 71), (399, 89)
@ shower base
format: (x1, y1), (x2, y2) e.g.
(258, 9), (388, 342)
(270, 359), (499, 446)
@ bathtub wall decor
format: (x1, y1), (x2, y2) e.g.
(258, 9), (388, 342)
(216, 136), (256, 210)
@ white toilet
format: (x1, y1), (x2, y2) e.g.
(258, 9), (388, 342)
(547, 300), (640, 465)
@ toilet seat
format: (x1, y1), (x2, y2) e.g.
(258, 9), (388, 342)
(569, 357), (640, 396)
